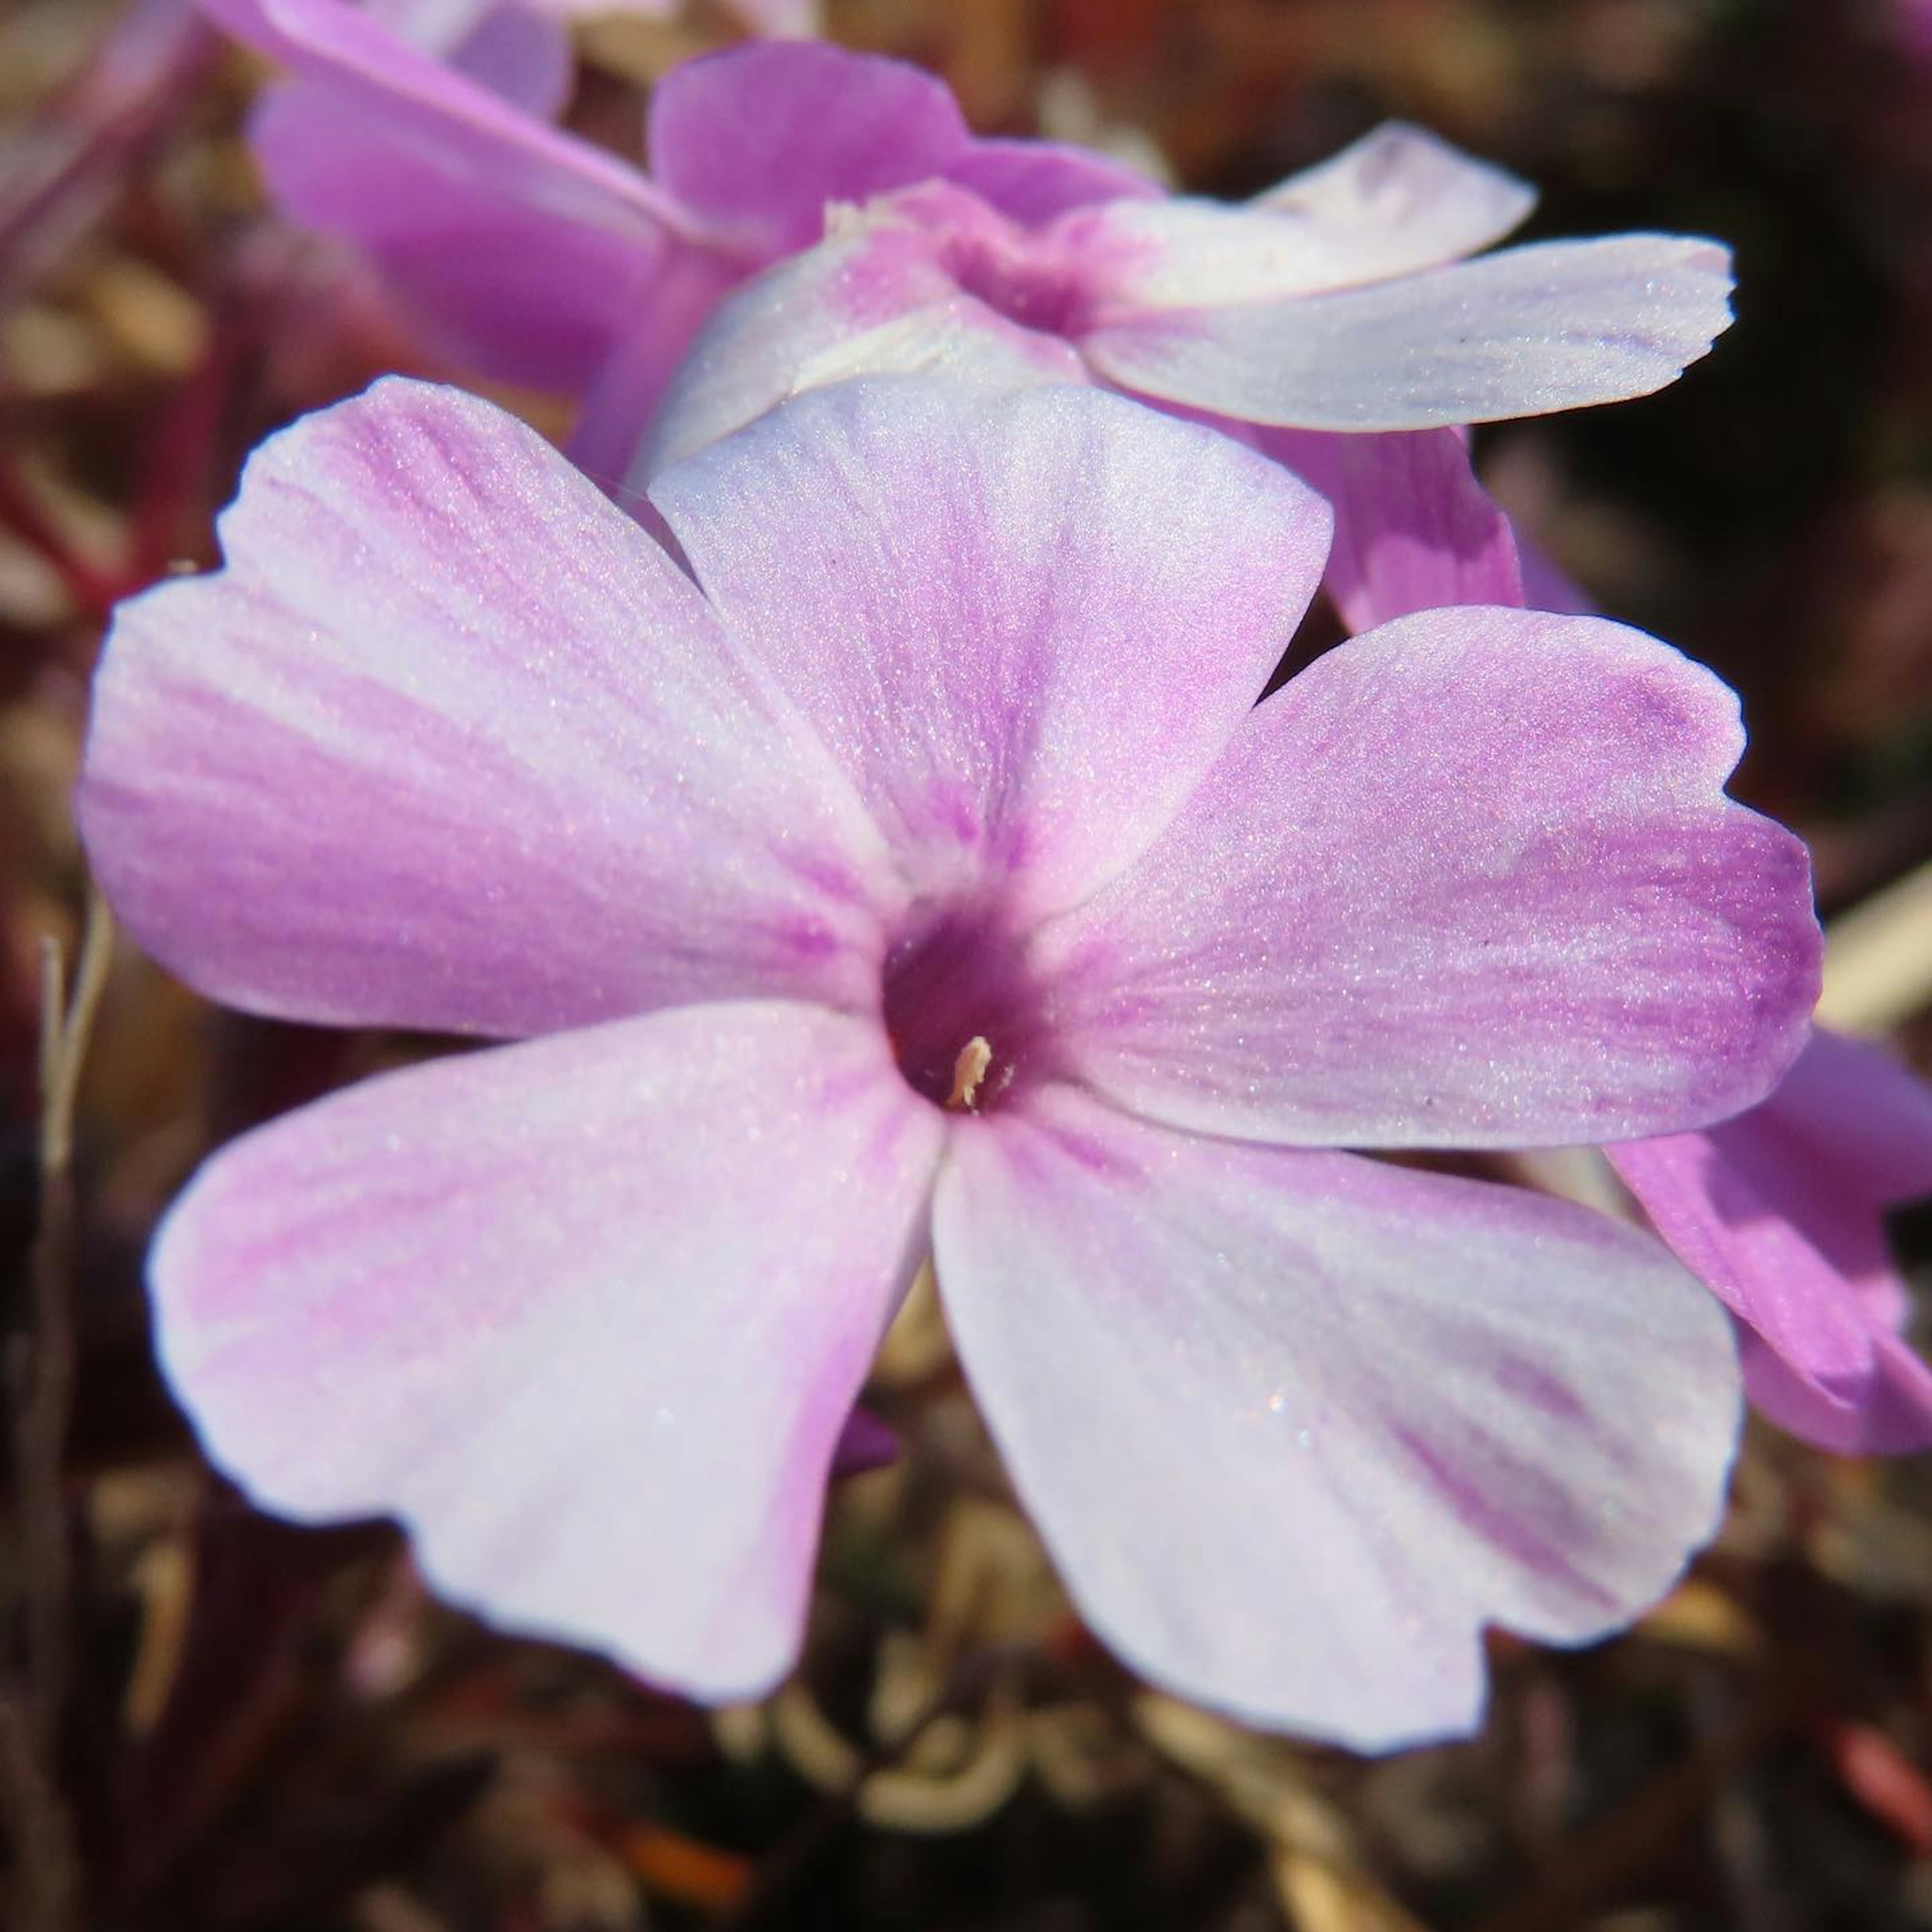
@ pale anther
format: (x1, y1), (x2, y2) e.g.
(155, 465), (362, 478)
(945, 1036), (994, 1110)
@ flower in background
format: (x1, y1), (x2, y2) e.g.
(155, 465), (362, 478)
(79, 377), (1820, 1746)
(638, 135), (1729, 498)
(200, 0), (1152, 461)
(1612, 1031), (1932, 1455)
(198, 4), (1727, 618)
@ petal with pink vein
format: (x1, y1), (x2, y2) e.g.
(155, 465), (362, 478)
(78, 378), (894, 1036)
(153, 1002), (944, 1701)
(651, 379), (1332, 915)
(935, 1089), (1738, 1749)
(1039, 605), (1820, 1147)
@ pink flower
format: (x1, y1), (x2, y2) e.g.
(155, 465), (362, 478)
(1611, 1031), (1932, 1456)
(79, 377), (1820, 1747)
(632, 133), (1731, 506)
(201, 2), (1152, 431)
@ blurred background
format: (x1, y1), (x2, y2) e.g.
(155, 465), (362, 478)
(5, 1), (1932, 1925)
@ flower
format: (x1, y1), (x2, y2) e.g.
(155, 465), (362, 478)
(200, 2), (1153, 438)
(79, 376), (1821, 1747)
(1611, 1029), (1932, 1455)
(201, 5), (1728, 625)
(631, 132), (1732, 509)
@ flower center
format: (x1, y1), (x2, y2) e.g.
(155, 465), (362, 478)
(883, 183), (1096, 338)
(943, 225), (1091, 335)
(879, 904), (1049, 1113)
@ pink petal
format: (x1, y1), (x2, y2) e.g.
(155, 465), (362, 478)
(363, 0), (575, 118)
(1086, 128), (1532, 315)
(646, 41), (970, 255)
(440, 2), (574, 118)
(945, 138), (1163, 225)
(1739, 1328), (1932, 1458)
(1083, 235), (1734, 431)
(934, 1090), (1738, 1748)
(1610, 1029), (1932, 1454)
(1245, 121), (1537, 281)
(563, 236), (744, 490)
(152, 1002), (944, 1700)
(1261, 426), (1524, 632)
(830, 1407), (902, 1478)
(207, 0), (705, 390)
(1515, 533), (1597, 614)
(635, 219), (1090, 485)
(78, 378), (893, 1036)
(1037, 606), (1820, 1147)
(650, 378), (1332, 916)
(535, 0), (676, 14)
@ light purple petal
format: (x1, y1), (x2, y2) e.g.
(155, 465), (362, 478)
(152, 1002), (944, 1701)
(77, 378), (894, 1036)
(635, 218), (1090, 485)
(363, 0), (575, 118)
(362, 0), (492, 48)
(564, 239), (743, 490)
(946, 137), (1163, 225)
(535, 0), (675, 14)
(646, 41), (970, 255)
(1739, 1327), (1932, 1458)
(650, 378), (1332, 916)
(207, 0), (706, 390)
(831, 1407), (902, 1478)
(1086, 129), (1533, 314)
(1515, 532), (1597, 614)
(1610, 1028), (1932, 1454)
(1262, 426), (1523, 631)
(442, 2), (573, 118)
(1037, 606), (1820, 1147)
(1083, 235), (1734, 431)
(1245, 121), (1537, 280)
(934, 1090), (1738, 1749)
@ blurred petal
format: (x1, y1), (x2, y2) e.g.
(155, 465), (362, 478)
(1262, 426), (1523, 631)
(363, 0), (575, 117)
(250, 84), (662, 386)
(647, 41), (969, 254)
(565, 240), (742, 490)
(1740, 1328), (1932, 1457)
(651, 379), (1332, 914)
(207, 0), (701, 389)
(831, 1407), (902, 1477)
(1611, 1029), (1932, 1453)
(1039, 607), (1820, 1147)
(79, 379), (892, 1036)
(1516, 532), (1597, 614)
(635, 220), (1088, 484)
(153, 1003), (944, 1700)
(442, 1), (573, 118)
(935, 1090), (1738, 1749)
(1084, 235), (1734, 430)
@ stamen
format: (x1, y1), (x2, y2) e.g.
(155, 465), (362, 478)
(945, 1036), (993, 1110)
